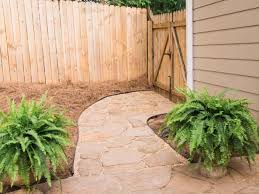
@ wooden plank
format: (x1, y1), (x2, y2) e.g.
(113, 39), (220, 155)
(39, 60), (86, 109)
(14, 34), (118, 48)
(17, 0), (31, 82)
(60, 0), (70, 82)
(39, 0), (51, 83)
(0, 50), (2, 82)
(172, 25), (186, 83)
(136, 8), (142, 79)
(103, 4), (111, 81)
(153, 21), (185, 29)
(130, 8), (138, 80)
(85, 2), (94, 82)
(46, 0), (58, 83)
(154, 35), (168, 82)
(24, 0), (38, 82)
(73, 0), (81, 81)
(119, 6), (128, 81)
(147, 20), (153, 86)
(10, 0), (24, 82)
(0, 1), (10, 82)
(79, 2), (89, 82)
(126, 7), (133, 81)
(97, 4), (104, 81)
(91, 3), (99, 82)
(169, 23), (174, 91)
(31, 0), (45, 83)
(109, 5), (117, 81)
(114, 6), (121, 81)
(3, 0), (17, 82)
(141, 9), (147, 78)
(67, 0), (77, 82)
(53, 0), (64, 82)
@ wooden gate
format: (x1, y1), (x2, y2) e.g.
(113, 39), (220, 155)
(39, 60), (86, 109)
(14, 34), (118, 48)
(147, 10), (186, 99)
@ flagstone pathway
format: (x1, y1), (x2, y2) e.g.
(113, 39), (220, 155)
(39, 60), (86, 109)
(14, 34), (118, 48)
(12, 91), (259, 194)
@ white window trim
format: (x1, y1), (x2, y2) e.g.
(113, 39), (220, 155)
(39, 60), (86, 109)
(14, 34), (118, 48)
(186, 0), (193, 89)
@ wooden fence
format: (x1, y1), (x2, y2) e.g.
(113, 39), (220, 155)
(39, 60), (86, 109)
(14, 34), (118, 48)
(148, 10), (186, 96)
(0, 0), (147, 83)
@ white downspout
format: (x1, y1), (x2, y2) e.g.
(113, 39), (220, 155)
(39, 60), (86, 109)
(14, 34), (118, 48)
(186, 0), (193, 89)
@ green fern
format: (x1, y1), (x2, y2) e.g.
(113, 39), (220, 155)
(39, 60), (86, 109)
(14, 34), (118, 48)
(0, 94), (73, 189)
(164, 88), (258, 170)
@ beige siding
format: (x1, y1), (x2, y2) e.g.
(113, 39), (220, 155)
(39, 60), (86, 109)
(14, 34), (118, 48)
(193, 0), (259, 123)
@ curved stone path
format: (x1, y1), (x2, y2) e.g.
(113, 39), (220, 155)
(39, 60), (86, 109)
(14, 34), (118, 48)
(13, 91), (259, 194)
(72, 91), (187, 193)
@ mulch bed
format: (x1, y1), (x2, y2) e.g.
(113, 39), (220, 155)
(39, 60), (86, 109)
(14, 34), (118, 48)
(147, 114), (191, 160)
(0, 76), (151, 180)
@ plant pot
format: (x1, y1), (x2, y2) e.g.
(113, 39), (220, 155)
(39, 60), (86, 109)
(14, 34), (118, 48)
(199, 164), (227, 178)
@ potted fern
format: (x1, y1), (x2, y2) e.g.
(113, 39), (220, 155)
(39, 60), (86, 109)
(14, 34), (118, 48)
(0, 95), (72, 190)
(165, 89), (258, 178)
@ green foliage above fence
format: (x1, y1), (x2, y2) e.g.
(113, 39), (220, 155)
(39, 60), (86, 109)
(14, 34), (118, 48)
(83, 0), (186, 14)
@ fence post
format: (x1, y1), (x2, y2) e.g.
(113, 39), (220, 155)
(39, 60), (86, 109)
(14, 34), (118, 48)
(147, 20), (153, 86)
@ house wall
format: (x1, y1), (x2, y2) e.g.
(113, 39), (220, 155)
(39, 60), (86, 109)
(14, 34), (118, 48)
(192, 0), (259, 123)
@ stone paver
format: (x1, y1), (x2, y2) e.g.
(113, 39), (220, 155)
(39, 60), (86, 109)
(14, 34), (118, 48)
(11, 91), (259, 194)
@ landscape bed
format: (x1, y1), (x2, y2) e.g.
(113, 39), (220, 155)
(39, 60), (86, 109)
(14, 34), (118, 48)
(0, 76), (151, 182)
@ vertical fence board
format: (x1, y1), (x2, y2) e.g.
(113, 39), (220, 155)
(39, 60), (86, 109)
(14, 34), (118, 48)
(39, 0), (51, 83)
(136, 8), (143, 79)
(126, 7), (133, 80)
(46, 0), (58, 83)
(3, 0), (17, 82)
(92, 3), (99, 82)
(103, 5), (109, 81)
(97, 4), (103, 81)
(0, 1), (9, 82)
(60, 0), (70, 81)
(10, 0), (24, 82)
(17, 0), (31, 82)
(53, 0), (65, 82)
(73, 1), (82, 81)
(147, 20), (153, 86)
(85, 2), (94, 82)
(32, 0), (45, 83)
(120, 6), (128, 81)
(109, 5), (117, 81)
(79, 2), (89, 82)
(24, 0), (38, 82)
(142, 9), (147, 78)
(67, 0), (77, 82)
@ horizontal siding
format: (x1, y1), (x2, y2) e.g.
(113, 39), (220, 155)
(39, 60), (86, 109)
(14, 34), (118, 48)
(194, 26), (259, 45)
(194, 44), (259, 60)
(194, 70), (259, 95)
(194, 81), (259, 111)
(194, 0), (259, 21)
(194, 8), (259, 33)
(193, 0), (223, 9)
(194, 81), (259, 123)
(194, 58), (259, 78)
(193, 0), (259, 125)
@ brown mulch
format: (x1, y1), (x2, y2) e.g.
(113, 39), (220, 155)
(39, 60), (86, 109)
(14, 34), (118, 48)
(0, 76), (152, 179)
(147, 114), (191, 160)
